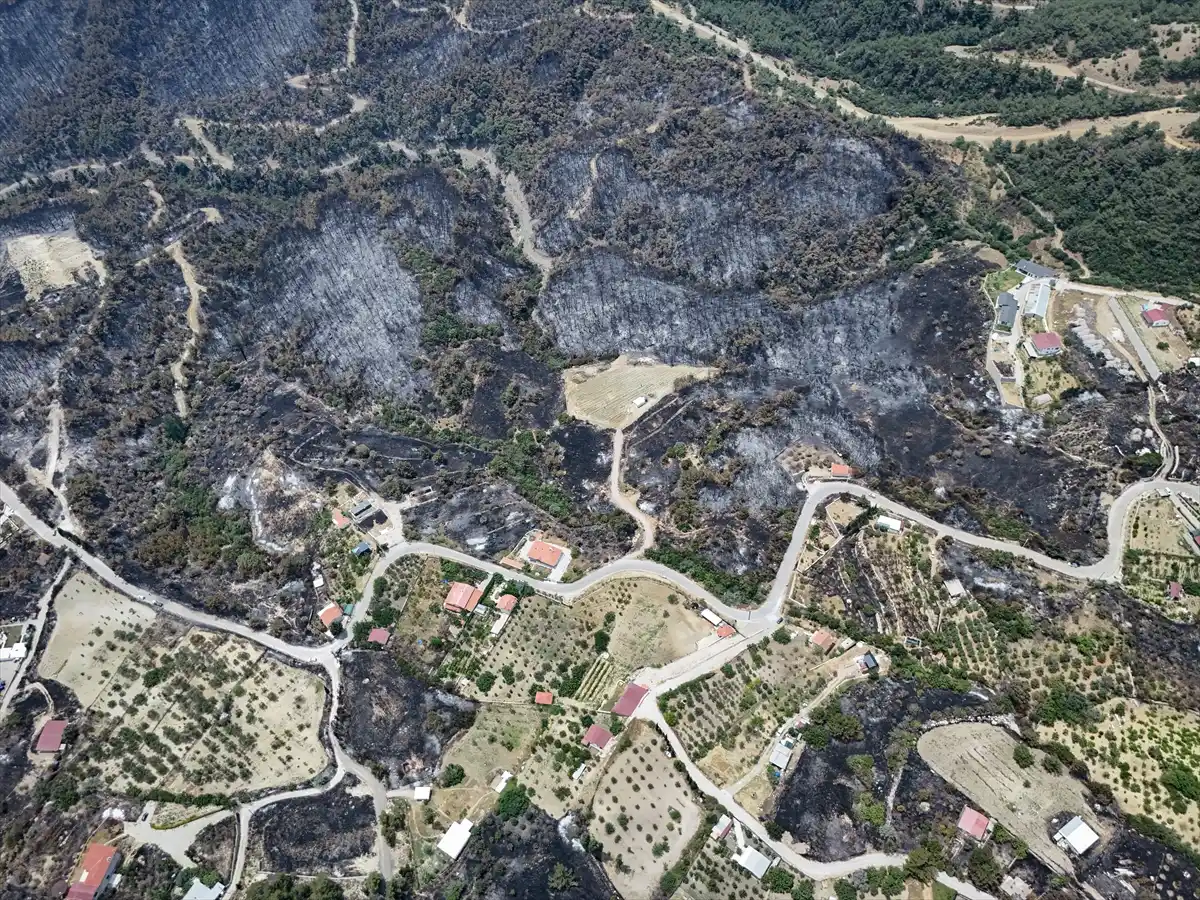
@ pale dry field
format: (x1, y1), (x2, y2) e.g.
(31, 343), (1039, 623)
(1129, 497), (1192, 556)
(40, 573), (327, 796)
(887, 108), (1199, 147)
(1040, 700), (1200, 851)
(565, 355), (715, 429)
(6, 230), (108, 300)
(593, 722), (702, 900)
(432, 703), (542, 823)
(918, 723), (1103, 874)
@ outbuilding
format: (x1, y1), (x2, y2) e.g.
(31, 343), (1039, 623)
(943, 578), (966, 601)
(1142, 306), (1169, 327)
(582, 724), (614, 752)
(437, 819), (474, 860)
(495, 593), (518, 613)
(1054, 816), (1099, 855)
(1023, 283), (1051, 319)
(734, 847), (773, 880)
(957, 806), (991, 841)
(612, 683), (649, 717)
(534, 691), (554, 706)
(810, 630), (836, 652)
(367, 628), (391, 646)
(875, 516), (903, 534)
(35, 720), (68, 754)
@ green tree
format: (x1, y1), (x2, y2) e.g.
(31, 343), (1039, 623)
(548, 862), (577, 891)
(440, 764), (465, 787)
(1013, 744), (1034, 768)
(763, 868), (796, 893)
(497, 780), (530, 820)
(792, 881), (816, 900)
(968, 847), (1002, 891)
(834, 879), (858, 900)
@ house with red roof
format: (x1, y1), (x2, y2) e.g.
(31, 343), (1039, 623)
(68, 844), (121, 900)
(331, 509), (351, 529)
(443, 582), (483, 614)
(367, 627), (391, 646)
(534, 691), (554, 706)
(810, 630), (836, 653)
(526, 540), (564, 568)
(612, 684), (649, 717)
(35, 720), (68, 754)
(318, 603), (344, 630)
(1028, 332), (1063, 358)
(830, 463), (852, 479)
(716, 624), (736, 639)
(496, 594), (518, 613)
(1142, 306), (1169, 327)
(582, 724), (613, 752)
(957, 806), (992, 841)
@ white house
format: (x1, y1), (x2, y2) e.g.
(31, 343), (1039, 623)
(1054, 816), (1099, 855)
(437, 819), (474, 860)
(875, 516), (903, 534)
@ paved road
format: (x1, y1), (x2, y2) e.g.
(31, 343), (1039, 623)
(0, 560), (70, 724)
(1107, 296), (1162, 381)
(2, 462), (1191, 896)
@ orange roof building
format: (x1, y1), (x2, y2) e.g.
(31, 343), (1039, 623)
(367, 627), (391, 646)
(318, 603), (344, 628)
(534, 691), (554, 705)
(331, 509), (351, 529)
(716, 624), (736, 639)
(35, 720), (68, 753)
(67, 844), (120, 900)
(444, 582), (483, 613)
(496, 594), (518, 613)
(526, 540), (564, 568)
(810, 629), (836, 652)
(830, 463), (852, 478)
(958, 806), (991, 840)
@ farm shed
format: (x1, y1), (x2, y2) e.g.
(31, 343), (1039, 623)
(1023, 282), (1050, 318)
(1142, 306), (1169, 327)
(734, 847), (772, 879)
(612, 683), (649, 717)
(582, 724), (614, 751)
(700, 609), (724, 628)
(35, 720), (68, 753)
(1054, 816), (1099, 855)
(875, 516), (903, 533)
(810, 630), (836, 652)
(437, 819), (474, 860)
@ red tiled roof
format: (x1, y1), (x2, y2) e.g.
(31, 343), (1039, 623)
(1031, 332), (1062, 353)
(501, 556), (524, 570)
(612, 683), (649, 717)
(36, 720), (67, 753)
(716, 624), (736, 638)
(811, 629), (836, 651)
(367, 627), (391, 646)
(582, 724), (613, 750)
(444, 582), (483, 613)
(958, 806), (990, 840)
(534, 691), (554, 705)
(831, 463), (852, 477)
(1142, 307), (1168, 325)
(527, 540), (564, 568)
(74, 844), (118, 894)
(496, 594), (518, 613)
(1168, 581), (1184, 599)
(67, 885), (97, 900)
(318, 603), (343, 627)
(331, 509), (351, 529)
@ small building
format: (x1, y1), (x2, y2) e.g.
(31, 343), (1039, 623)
(1168, 581), (1184, 601)
(443, 582), (483, 614)
(182, 881), (225, 900)
(349, 499), (376, 522)
(582, 724), (614, 752)
(700, 609), (724, 628)
(1027, 332), (1063, 358)
(312, 574), (326, 594)
(1054, 816), (1099, 855)
(571, 763), (589, 781)
(711, 814), (733, 840)
(943, 578), (966, 601)
(36, 720), (68, 754)
(1000, 874), (1033, 900)
(489, 612), (510, 637)
(437, 818), (474, 860)
(68, 844), (121, 900)
(810, 630), (837, 653)
(1142, 306), (1169, 327)
(859, 652), (879, 673)
(413, 785), (432, 802)
(331, 509), (351, 529)
(716, 624), (736, 639)
(875, 516), (903, 534)
(1023, 282), (1051, 319)
(352, 540), (372, 558)
(491, 771), (514, 794)
(318, 603), (344, 630)
(612, 683), (649, 717)
(534, 691), (554, 706)
(500, 556), (524, 570)
(830, 463), (852, 479)
(495, 593), (518, 613)
(734, 846), (772, 880)
(996, 292), (1019, 330)
(367, 627), (391, 646)
(957, 805), (991, 841)
(1016, 259), (1056, 279)
(526, 540), (564, 568)
(0, 642), (27, 662)
(769, 739), (794, 771)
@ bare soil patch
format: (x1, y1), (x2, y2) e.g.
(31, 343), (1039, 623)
(918, 722), (1104, 873)
(565, 355), (715, 430)
(5, 229), (107, 300)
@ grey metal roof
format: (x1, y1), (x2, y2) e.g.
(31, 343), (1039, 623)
(1016, 259), (1056, 278)
(996, 292), (1018, 328)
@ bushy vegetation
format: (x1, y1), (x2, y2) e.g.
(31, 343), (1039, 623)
(647, 542), (766, 607)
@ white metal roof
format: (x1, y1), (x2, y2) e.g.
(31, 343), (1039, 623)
(943, 578), (965, 598)
(437, 819), (474, 860)
(700, 609), (724, 628)
(734, 847), (772, 879)
(489, 612), (510, 637)
(491, 771), (513, 794)
(413, 785), (431, 801)
(769, 745), (793, 770)
(182, 881), (225, 900)
(1054, 816), (1099, 855)
(711, 814), (732, 839)
(875, 515), (903, 532)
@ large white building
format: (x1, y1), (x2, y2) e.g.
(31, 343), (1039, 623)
(437, 819), (474, 860)
(734, 847), (772, 879)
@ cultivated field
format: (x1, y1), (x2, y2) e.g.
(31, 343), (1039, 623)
(1124, 497), (1200, 616)
(564, 355), (715, 429)
(1023, 355), (1079, 407)
(658, 635), (843, 786)
(516, 710), (609, 819)
(1040, 699), (1200, 852)
(592, 722), (702, 900)
(918, 723), (1104, 874)
(40, 573), (327, 796)
(678, 829), (781, 900)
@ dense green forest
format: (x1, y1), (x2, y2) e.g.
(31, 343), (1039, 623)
(988, 0), (1200, 59)
(692, 0), (1176, 123)
(995, 124), (1200, 295)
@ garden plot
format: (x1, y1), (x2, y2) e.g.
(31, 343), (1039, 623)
(1022, 355), (1080, 407)
(1119, 296), (1190, 373)
(387, 556), (471, 672)
(855, 528), (942, 637)
(1040, 699), (1200, 852)
(516, 711), (617, 820)
(40, 574), (327, 796)
(592, 722), (702, 900)
(658, 635), (839, 787)
(918, 722), (1105, 874)
(564, 355), (715, 430)
(431, 703), (542, 824)
(1124, 497), (1200, 616)
(678, 830), (781, 900)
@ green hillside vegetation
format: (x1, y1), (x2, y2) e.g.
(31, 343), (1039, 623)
(994, 123), (1200, 295)
(987, 0), (1200, 60)
(692, 0), (1172, 123)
